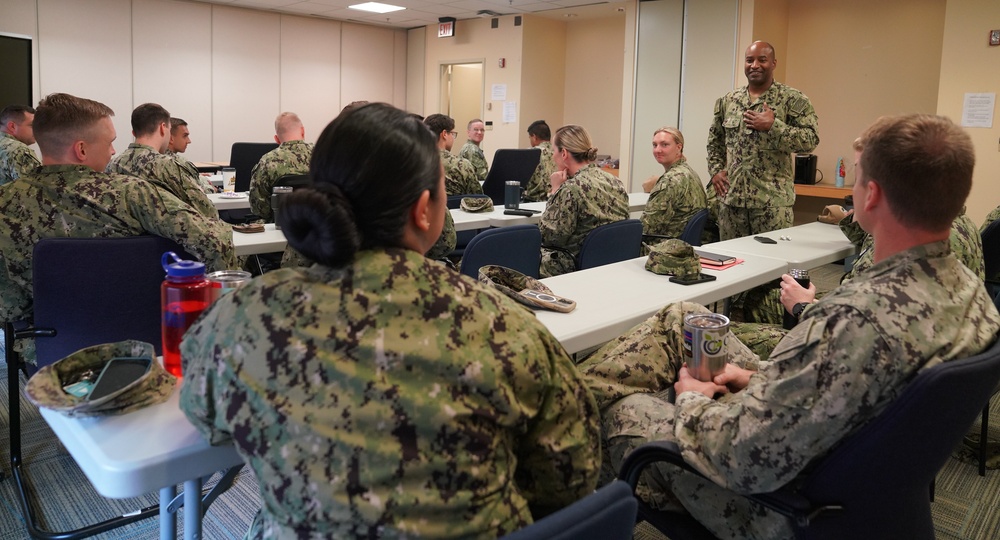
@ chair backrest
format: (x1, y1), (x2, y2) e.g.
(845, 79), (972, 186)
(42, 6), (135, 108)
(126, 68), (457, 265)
(791, 338), (1000, 539)
(459, 225), (542, 279)
(275, 173), (311, 190)
(482, 148), (542, 205)
(981, 217), (1000, 281)
(447, 193), (491, 210)
(31, 236), (195, 367)
(577, 219), (643, 270)
(679, 208), (710, 247)
(499, 480), (637, 540)
(229, 142), (278, 192)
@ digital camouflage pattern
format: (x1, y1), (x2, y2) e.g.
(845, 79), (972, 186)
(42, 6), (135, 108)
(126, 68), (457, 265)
(641, 158), (708, 250)
(25, 340), (174, 417)
(717, 204), (794, 241)
(707, 82), (819, 239)
(460, 196), (494, 213)
(478, 264), (557, 311)
(179, 247), (601, 539)
(106, 143), (218, 218)
(249, 140), (313, 222)
(539, 163), (629, 277)
(0, 164), (236, 326)
(459, 141), (488, 182)
(702, 183), (721, 245)
(0, 132), (41, 186)
(644, 239), (701, 280)
(523, 141), (554, 203)
(580, 240), (1000, 539)
(424, 209), (457, 261)
(165, 150), (216, 194)
(441, 149), (483, 196)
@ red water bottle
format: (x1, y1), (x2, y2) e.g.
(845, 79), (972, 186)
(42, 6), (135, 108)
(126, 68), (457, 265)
(161, 252), (211, 377)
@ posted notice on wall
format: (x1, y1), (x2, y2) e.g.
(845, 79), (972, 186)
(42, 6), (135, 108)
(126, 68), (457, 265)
(961, 92), (995, 128)
(491, 84), (507, 101)
(503, 101), (517, 123)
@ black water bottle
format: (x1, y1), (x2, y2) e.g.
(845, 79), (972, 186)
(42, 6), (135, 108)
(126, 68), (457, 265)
(782, 268), (811, 330)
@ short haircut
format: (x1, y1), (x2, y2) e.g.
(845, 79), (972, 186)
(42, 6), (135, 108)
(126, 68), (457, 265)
(423, 114), (454, 137)
(553, 124), (598, 163)
(275, 112), (303, 138)
(527, 120), (550, 140)
(1, 104), (35, 125)
(859, 114), (974, 231)
(170, 117), (188, 134)
(131, 103), (170, 136)
(33, 93), (114, 155)
(467, 118), (484, 129)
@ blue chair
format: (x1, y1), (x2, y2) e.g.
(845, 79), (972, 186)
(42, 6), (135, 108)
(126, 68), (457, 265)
(5, 236), (239, 539)
(500, 481), (637, 540)
(459, 225), (542, 279)
(618, 337), (1000, 540)
(679, 208), (710, 247)
(576, 219), (643, 271)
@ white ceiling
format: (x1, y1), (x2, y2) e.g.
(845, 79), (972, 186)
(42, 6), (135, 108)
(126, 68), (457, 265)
(186, 0), (627, 30)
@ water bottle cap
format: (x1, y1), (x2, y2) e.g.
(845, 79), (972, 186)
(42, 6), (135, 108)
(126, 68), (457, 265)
(161, 251), (205, 278)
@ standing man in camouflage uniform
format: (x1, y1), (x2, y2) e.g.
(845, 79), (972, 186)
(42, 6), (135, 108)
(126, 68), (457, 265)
(581, 114), (999, 539)
(0, 93), (235, 355)
(424, 113), (482, 196)
(165, 117), (216, 194)
(522, 120), (555, 202)
(640, 127), (707, 252)
(248, 112), (313, 223)
(539, 125), (629, 277)
(459, 118), (489, 182)
(106, 103), (218, 218)
(0, 105), (41, 186)
(707, 41), (819, 240)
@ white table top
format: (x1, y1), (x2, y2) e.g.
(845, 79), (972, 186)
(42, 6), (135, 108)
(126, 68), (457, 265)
(700, 222), (856, 271)
(233, 223), (287, 256)
(535, 253), (787, 355)
(39, 380), (243, 499)
(208, 192), (251, 210)
(452, 192), (649, 232)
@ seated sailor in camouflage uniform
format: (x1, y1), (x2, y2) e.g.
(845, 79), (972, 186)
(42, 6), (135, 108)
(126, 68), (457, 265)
(640, 127), (707, 254)
(165, 117), (216, 194)
(459, 118), (489, 182)
(0, 104), (41, 186)
(522, 120), (555, 203)
(424, 113), (483, 196)
(581, 114), (1000, 540)
(105, 103), (217, 218)
(180, 103), (600, 539)
(539, 124), (629, 277)
(248, 112), (314, 223)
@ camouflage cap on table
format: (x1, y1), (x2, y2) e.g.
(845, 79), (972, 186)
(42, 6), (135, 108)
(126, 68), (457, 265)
(460, 197), (494, 213)
(25, 340), (176, 417)
(479, 265), (559, 310)
(645, 238), (702, 280)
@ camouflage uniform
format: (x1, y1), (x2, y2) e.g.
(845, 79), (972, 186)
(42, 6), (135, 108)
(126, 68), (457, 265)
(0, 164), (236, 332)
(640, 157), (707, 253)
(701, 182), (721, 245)
(981, 205), (1000, 281)
(580, 240), (999, 539)
(165, 150), (216, 194)
(425, 209), (457, 260)
(707, 82), (819, 240)
(539, 163), (630, 277)
(459, 141), (488, 182)
(106, 143), (218, 218)
(441, 150), (483, 196)
(249, 140), (313, 222)
(179, 247), (601, 539)
(522, 141), (554, 203)
(0, 132), (41, 186)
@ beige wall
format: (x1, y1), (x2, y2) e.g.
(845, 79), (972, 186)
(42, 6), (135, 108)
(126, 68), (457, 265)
(938, 0), (1000, 224)
(520, 16), (568, 148)
(751, 0), (789, 83)
(0, 0), (407, 163)
(563, 17), (626, 160)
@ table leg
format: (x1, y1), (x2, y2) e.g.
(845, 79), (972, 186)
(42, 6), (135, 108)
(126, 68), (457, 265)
(160, 486), (177, 540)
(184, 478), (203, 540)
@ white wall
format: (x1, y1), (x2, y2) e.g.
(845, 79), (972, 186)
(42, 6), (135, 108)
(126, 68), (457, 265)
(0, 0), (408, 163)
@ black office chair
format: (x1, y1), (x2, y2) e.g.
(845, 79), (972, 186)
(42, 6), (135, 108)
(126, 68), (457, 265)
(499, 480), (637, 540)
(274, 173), (311, 190)
(481, 149), (542, 205)
(5, 236), (239, 539)
(229, 142), (278, 193)
(618, 337), (1000, 540)
(448, 194), (492, 258)
(976, 219), (1000, 475)
(561, 219), (643, 271)
(460, 225), (542, 279)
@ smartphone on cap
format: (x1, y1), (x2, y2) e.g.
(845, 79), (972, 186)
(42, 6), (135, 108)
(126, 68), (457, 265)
(87, 357), (152, 401)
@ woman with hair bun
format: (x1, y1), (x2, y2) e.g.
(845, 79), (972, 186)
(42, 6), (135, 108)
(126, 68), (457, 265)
(539, 124), (629, 277)
(179, 103), (600, 539)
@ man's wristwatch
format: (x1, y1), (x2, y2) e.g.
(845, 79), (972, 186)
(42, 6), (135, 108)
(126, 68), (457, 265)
(792, 302), (810, 320)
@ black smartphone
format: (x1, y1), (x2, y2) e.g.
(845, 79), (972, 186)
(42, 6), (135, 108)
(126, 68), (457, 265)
(753, 236), (777, 244)
(88, 357), (152, 401)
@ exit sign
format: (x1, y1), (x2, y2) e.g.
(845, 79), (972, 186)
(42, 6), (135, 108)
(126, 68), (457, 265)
(438, 20), (454, 38)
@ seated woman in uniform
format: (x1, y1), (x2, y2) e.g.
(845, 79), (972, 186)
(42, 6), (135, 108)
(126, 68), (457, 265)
(639, 127), (707, 253)
(179, 103), (600, 539)
(538, 125), (629, 277)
